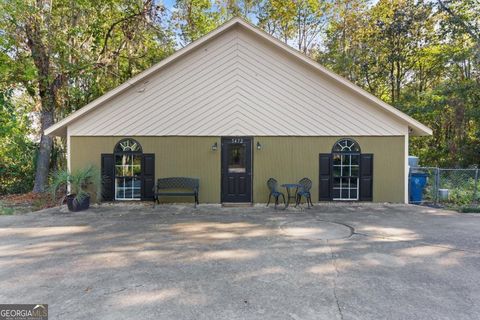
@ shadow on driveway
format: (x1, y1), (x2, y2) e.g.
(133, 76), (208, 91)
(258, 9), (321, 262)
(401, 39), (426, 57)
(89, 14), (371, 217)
(0, 203), (479, 320)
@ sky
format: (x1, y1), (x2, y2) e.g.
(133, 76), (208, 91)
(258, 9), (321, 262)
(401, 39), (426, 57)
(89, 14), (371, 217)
(161, 0), (175, 9)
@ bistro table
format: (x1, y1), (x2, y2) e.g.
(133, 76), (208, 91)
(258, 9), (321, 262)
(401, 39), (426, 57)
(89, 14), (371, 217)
(281, 183), (301, 208)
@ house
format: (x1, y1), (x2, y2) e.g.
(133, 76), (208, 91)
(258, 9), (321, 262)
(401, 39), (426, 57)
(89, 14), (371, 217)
(45, 18), (431, 204)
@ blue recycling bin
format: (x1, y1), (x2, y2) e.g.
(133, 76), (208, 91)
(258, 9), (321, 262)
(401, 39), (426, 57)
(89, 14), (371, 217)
(409, 173), (428, 203)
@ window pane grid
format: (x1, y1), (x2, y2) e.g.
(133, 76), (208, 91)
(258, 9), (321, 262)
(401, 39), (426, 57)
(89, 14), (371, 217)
(115, 165), (141, 177)
(332, 153), (360, 201)
(115, 153), (142, 200)
(115, 177), (141, 200)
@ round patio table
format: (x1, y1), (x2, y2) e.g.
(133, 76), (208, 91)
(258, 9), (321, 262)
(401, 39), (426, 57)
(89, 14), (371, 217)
(281, 183), (301, 208)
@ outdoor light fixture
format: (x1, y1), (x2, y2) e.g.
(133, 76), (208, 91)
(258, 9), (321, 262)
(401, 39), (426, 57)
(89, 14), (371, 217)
(212, 142), (218, 151)
(256, 141), (262, 150)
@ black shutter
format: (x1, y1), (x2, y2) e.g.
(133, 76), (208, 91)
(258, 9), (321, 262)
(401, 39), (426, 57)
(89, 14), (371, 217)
(319, 153), (332, 201)
(359, 154), (373, 201)
(101, 154), (114, 201)
(142, 154), (155, 200)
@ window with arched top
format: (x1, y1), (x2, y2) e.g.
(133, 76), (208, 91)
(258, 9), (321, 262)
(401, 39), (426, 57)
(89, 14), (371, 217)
(332, 138), (361, 200)
(332, 138), (361, 153)
(114, 138), (143, 153)
(114, 139), (143, 200)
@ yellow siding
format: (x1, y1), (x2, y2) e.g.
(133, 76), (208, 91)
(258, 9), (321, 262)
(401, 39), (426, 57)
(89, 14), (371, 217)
(70, 137), (221, 203)
(253, 137), (405, 203)
(70, 136), (405, 204)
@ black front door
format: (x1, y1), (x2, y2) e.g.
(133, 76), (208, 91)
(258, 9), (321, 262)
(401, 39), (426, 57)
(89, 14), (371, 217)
(221, 137), (252, 203)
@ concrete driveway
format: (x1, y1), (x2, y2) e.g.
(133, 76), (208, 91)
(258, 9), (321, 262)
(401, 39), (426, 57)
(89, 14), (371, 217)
(0, 203), (479, 320)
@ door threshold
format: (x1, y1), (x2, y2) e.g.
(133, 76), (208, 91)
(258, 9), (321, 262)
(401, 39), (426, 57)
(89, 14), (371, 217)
(222, 202), (253, 207)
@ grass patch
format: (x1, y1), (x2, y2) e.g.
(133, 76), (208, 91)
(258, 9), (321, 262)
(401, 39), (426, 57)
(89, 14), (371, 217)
(0, 192), (58, 215)
(0, 201), (15, 215)
(459, 206), (480, 213)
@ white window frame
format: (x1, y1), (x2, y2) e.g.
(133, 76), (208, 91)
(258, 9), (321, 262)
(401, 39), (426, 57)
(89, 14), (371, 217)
(331, 138), (362, 201)
(332, 153), (360, 201)
(114, 154), (142, 201)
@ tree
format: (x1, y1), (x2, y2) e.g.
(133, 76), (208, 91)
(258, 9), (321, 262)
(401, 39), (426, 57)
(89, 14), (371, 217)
(322, 0), (436, 103)
(256, 0), (331, 54)
(217, 0), (259, 20)
(367, 0), (434, 104)
(437, 0), (480, 51)
(319, 0), (479, 166)
(257, 0), (297, 43)
(0, 0), (173, 192)
(294, 0), (331, 54)
(319, 0), (370, 79)
(405, 1), (480, 166)
(1, 0), (479, 192)
(173, 0), (222, 44)
(0, 90), (36, 194)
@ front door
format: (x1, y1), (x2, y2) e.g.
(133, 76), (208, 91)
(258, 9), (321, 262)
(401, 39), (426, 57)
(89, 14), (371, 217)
(221, 137), (252, 203)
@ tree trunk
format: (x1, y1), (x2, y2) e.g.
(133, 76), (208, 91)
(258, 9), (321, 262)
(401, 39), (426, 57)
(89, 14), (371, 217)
(25, 5), (58, 193)
(33, 111), (54, 192)
(396, 60), (402, 103)
(390, 62), (396, 104)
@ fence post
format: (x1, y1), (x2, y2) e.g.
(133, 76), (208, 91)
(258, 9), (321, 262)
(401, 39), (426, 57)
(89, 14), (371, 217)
(474, 168), (479, 204)
(434, 167), (440, 205)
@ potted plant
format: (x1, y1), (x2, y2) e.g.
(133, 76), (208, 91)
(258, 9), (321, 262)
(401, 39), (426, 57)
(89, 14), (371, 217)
(50, 165), (101, 212)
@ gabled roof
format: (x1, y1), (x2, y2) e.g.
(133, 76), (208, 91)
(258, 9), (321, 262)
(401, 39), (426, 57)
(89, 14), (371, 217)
(45, 17), (432, 137)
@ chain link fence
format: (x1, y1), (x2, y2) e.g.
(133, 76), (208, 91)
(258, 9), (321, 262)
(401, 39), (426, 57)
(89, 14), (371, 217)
(410, 167), (480, 207)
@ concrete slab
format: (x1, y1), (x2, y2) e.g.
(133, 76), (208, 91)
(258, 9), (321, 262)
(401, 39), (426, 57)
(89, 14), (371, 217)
(0, 203), (479, 319)
(279, 219), (352, 240)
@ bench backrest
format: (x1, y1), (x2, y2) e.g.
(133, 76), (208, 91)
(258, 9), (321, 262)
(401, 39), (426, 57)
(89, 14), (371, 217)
(156, 177), (199, 190)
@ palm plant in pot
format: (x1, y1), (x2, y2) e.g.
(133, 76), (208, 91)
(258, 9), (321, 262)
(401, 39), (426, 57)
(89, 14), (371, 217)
(50, 165), (101, 212)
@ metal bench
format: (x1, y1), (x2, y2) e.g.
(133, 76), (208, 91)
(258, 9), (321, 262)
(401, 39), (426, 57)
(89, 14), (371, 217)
(154, 177), (199, 208)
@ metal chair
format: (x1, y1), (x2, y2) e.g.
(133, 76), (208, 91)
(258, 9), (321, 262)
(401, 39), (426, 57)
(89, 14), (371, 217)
(266, 178), (286, 209)
(296, 177), (313, 208)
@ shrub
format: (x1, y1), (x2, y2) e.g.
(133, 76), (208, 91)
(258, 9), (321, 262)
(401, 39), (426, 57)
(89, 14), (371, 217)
(459, 206), (480, 213)
(0, 90), (37, 195)
(49, 165), (101, 203)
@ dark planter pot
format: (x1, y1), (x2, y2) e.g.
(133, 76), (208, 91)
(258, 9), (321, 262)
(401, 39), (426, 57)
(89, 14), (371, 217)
(66, 194), (90, 212)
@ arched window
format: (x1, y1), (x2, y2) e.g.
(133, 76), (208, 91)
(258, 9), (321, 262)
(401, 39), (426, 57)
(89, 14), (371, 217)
(332, 138), (361, 153)
(114, 138), (143, 153)
(114, 139), (143, 200)
(332, 138), (361, 200)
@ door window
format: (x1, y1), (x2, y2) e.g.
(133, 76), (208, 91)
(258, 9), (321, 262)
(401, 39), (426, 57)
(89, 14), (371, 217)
(228, 143), (246, 173)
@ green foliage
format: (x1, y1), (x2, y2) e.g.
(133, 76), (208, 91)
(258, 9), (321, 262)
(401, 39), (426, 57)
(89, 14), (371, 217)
(256, 0), (330, 53)
(0, 201), (15, 215)
(0, 90), (37, 194)
(173, 0), (222, 44)
(459, 206), (480, 213)
(441, 176), (479, 206)
(216, 0), (258, 19)
(448, 188), (475, 206)
(318, 0), (480, 168)
(0, 0), (479, 196)
(406, 79), (480, 166)
(49, 165), (101, 203)
(0, 0), (176, 192)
